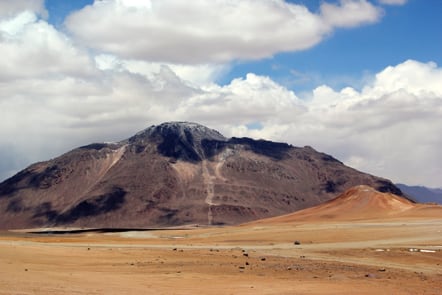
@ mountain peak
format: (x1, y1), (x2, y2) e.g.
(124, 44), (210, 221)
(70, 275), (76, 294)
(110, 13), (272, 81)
(131, 122), (226, 141)
(129, 122), (227, 161)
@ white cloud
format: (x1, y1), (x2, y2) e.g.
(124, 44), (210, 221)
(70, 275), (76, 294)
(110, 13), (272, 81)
(288, 60), (442, 187)
(368, 60), (442, 97)
(177, 73), (305, 124)
(320, 0), (383, 28)
(95, 54), (228, 86)
(64, 0), (385, 64)
(0, 0), (47, 19)
(0, 10), (36, 35)
(378, 0), (407, 5)
(0, 12), (96, 81)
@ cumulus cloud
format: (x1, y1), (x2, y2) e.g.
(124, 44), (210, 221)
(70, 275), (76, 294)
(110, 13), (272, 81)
(320, 0), (383, 28)
(286, 60), (442, 187)
(176, 73), (305, 124)
(0, 12), (96, 81)
(64, 0), (384, 64)
(95, 54), (228, 86)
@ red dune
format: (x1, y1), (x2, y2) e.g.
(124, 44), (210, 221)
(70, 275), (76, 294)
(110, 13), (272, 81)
(252, 185), (442, 224)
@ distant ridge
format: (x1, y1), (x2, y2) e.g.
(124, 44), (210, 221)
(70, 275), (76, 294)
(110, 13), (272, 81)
(396, 183), (442, 204)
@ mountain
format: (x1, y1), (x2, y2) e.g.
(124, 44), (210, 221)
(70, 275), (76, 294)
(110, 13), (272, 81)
(0, 122), (404, 229)
(251, 185), (442, 224)
(396, 184), (442, 204)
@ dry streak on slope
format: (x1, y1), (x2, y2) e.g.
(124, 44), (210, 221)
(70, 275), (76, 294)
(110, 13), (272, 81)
(86, 145), (127, 188)
(172, 159), (225, 225)
(201, 160), (216, 225)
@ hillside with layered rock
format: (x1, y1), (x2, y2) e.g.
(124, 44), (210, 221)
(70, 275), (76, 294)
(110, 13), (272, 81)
(0, 122), (403, 229)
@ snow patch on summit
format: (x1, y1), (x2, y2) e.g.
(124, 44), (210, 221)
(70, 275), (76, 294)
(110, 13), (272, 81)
(132, 121), (227, 142)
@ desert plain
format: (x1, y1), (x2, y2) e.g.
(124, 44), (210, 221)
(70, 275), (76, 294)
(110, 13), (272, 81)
(1, 187), (442, 294)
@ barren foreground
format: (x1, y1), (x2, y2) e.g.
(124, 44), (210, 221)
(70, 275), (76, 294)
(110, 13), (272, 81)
(0, 216), (441, 294)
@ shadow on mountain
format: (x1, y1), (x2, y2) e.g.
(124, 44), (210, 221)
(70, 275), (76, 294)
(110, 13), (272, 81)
(376, 180), (406, 199)
(0, 165), (66, 198)
(228, 138), (292, 160)
(0, 170), (34, 198)
(32, 187), (126, 224)
(158, 137), (293, 162)
(157, 130), (202, 161)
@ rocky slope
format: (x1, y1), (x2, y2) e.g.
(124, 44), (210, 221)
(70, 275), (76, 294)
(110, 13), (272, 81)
(0, 122), (403, 229)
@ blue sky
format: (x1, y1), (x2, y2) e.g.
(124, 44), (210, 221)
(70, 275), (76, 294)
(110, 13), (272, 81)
(45, 0), (92, 26)
(1, 0), (442, 187)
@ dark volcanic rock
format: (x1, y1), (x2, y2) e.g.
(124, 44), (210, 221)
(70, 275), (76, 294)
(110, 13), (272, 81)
(0, 121), (404, 229)
(128, 122), (227, 161)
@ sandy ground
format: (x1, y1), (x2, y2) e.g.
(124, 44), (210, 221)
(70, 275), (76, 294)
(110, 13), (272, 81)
(0, 216), (441, 295)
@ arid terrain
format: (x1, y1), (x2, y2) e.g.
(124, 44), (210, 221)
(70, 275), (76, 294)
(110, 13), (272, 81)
(1, 186), (441, 294)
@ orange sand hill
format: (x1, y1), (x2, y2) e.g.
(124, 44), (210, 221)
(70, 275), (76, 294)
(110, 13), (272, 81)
(253, 185), (442, 224)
